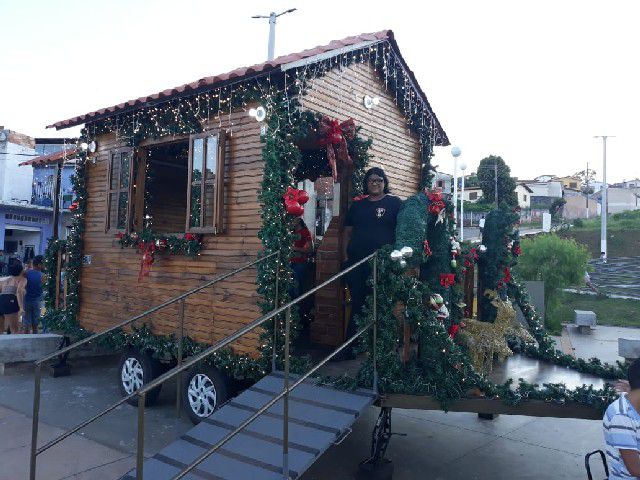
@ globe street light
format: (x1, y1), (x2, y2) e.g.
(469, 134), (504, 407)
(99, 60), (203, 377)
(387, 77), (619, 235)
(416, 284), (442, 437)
(451, 146), (461, 225)
(459, 161), (467, 241)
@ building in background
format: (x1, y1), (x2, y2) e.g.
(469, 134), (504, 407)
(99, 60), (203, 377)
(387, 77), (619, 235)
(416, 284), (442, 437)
(594, 187), (640, 215)
(432, 172), (453, 194)
(0, 127), (75, 263)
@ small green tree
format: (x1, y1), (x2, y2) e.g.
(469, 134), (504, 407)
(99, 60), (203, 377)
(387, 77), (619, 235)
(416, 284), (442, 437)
(514, 234), (590, 332)
(476, 155), (518, 207)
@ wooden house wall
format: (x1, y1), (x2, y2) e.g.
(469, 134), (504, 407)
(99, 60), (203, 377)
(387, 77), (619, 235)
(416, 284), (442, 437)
(302, 62), (422, 346)
(79, 111), (265, 355)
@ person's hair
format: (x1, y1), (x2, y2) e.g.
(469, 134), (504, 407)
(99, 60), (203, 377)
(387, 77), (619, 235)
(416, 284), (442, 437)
(629, 359), (640, 390)
(8, 260), (23, 277)
(32, 255), (44, 268)
(363, 167), (390, 195)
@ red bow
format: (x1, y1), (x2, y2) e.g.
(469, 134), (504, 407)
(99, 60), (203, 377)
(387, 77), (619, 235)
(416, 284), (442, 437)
(318, 117), (356, 181)
(440, 273), (456, 288)
(138, 241), (156, 282)
(283, 187), (309, 216)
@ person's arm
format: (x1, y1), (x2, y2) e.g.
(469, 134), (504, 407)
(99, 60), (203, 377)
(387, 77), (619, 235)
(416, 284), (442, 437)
(620, 449), (640, 476)
(17, 278), (26, 313)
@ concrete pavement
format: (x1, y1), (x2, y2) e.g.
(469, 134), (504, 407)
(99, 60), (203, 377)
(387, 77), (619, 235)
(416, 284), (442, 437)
(0, 354), (611, 480)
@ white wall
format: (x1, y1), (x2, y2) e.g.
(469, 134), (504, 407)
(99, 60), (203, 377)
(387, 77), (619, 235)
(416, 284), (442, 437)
(515, 185), (531, 208)
(0, 140), (35, 203)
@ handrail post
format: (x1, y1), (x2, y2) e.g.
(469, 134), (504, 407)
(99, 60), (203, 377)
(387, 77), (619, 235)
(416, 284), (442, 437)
(136, 392), (146, 480)
(372, 254), (378, 395)
(176, 298), (185, 417)
(282, 306), (291, 479)
(29, 363), (41, 480)
(272, 251), (280, 372)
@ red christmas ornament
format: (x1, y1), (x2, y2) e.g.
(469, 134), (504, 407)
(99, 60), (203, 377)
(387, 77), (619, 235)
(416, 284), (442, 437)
(116, 232), (125, 240)
(296, 190), (310, 205)
(184, 233), (197, 241)
(283, 187), (308, 216)
(513, 245), (522, 256)
(423, 240), (432, 257)
(440, 273), (456, 288)
(69, 201), (79, 211)
(448, 324), (460, 338)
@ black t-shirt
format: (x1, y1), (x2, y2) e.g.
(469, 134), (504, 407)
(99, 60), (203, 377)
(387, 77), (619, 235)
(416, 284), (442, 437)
(345, 195), (403, 261)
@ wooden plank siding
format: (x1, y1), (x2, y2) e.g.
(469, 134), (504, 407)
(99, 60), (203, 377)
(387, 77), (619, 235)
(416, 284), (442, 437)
(77, 61), (422, 355)
(303, 62), (422, 346)
(79, 112), (265, 355)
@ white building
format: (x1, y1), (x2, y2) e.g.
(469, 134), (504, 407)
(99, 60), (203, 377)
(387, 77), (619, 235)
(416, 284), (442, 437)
(595, 187), (640, 214)
(515, 183), (532, 209)
(432, 172), (453, 193)
(461, 186), (483, 203)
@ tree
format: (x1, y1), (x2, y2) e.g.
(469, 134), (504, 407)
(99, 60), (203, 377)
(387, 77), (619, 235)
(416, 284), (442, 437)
(574, 169), (597, 194)
(549, 197), (566, 221)
(476, 155), (518, 207)
(514, 235), (590, 332)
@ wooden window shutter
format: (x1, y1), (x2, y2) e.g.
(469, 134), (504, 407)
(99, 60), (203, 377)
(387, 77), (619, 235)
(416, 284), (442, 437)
(105, 147), (134, 233)
(186, 131), (226, 234)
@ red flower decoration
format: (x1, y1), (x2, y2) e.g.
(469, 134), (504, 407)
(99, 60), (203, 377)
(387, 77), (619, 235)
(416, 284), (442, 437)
(184, 233), (197, 241)
(503, 267), (512, 283)
(464, 259), (472, 268)
(116, 232), (125, 240)
(423, 240), (432, 257)
(448, 324), (460, 338)
(513, 245), (522, 256)
(69, 201), (79, 211)
(440, 273), (456, 288)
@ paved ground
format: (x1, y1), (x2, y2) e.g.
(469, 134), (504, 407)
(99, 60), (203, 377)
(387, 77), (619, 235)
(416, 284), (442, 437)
(565, 323), (640, 364)
(0, 354), (611, 480)
(579, 257), (640, 299)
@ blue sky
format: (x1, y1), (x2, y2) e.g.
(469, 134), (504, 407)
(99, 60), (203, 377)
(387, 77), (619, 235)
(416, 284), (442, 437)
(2, 0), (639, 183)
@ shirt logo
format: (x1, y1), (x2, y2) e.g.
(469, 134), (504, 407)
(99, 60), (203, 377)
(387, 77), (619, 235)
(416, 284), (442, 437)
(376, 208), (386, 218)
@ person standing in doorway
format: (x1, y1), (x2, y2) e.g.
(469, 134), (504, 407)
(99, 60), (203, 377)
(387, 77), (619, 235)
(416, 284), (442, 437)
(341, 167), (402, 358)
(23, 255), (45, 334)
(290, 217), (313, 299)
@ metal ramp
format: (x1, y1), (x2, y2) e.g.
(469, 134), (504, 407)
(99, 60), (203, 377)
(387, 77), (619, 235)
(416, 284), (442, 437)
(121, 371), (377, 480)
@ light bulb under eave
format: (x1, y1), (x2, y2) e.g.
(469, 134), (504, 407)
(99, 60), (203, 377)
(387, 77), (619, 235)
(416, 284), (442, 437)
(451, 146), (461, 158)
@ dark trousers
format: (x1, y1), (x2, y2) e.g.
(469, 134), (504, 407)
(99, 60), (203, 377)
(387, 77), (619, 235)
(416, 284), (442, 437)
(344, 260), (372, 341)
(290, 262), (307, 299)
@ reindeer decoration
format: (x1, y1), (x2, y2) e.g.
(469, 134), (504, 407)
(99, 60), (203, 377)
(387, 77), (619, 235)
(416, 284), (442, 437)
(462, 290), (534, 373)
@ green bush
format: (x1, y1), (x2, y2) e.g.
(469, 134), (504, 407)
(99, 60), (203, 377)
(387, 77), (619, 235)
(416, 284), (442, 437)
(514, 234), (590, 332)
(572, 218), (584, 228)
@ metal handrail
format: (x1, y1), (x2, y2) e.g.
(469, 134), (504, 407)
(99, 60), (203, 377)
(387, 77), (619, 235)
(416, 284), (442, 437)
(133, 252), (379, 480)
(29, 250), (280, 480)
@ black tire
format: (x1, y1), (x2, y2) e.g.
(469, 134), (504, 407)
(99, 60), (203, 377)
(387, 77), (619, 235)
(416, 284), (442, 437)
(182, 364), (228, 424)
(117, 349), (162, 406)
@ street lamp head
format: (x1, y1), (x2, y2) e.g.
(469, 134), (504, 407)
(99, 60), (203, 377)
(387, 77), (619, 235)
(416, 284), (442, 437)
(451, 146), (461, 158)
(459, 161), (467, 171)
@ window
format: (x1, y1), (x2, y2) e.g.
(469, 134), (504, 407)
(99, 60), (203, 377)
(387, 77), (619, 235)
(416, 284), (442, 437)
(106, 149), (134, 232)
(569, 182), (577, 189)
(523, 194), (527, 201)
(436, 180), (444, 188)
(469, 192), (478, 200)
(187, 132), (225, 233)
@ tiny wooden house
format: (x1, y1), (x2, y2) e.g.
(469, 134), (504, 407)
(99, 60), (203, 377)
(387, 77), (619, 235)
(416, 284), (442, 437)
(49, 30), (449, 357)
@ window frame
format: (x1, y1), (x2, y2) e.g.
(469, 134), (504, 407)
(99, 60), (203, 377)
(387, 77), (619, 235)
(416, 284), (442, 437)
(105, 147), (135, 233)
(186, 131), (226, 234)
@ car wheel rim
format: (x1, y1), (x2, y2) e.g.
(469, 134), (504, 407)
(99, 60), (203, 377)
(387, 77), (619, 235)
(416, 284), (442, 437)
(187, 373), (217, 418)
(121, 358), (144, 394)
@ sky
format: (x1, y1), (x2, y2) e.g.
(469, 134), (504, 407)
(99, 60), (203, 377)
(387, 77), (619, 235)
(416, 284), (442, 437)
(1, 0), (639, 183)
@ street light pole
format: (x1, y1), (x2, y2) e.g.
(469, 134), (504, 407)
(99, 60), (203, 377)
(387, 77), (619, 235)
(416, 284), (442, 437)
(451, 146), (461, 226)
(594, 135), (613, 261)
(252, 8), (297, 61)
(460, 161), (467, 241)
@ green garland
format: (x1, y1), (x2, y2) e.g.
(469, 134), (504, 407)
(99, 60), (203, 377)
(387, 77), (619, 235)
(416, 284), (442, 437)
(116, 229), (203, 257)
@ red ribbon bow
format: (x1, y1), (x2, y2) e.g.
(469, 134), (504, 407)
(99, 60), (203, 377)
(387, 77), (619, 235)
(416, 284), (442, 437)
(283, 187), (309, 216)
(318, 117), (356, 181)
(440, 273), (456, 288)
(137, 241), (156, 282)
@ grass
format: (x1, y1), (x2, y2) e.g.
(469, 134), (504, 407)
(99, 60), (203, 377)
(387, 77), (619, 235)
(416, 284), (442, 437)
(551, 291), (640, 328)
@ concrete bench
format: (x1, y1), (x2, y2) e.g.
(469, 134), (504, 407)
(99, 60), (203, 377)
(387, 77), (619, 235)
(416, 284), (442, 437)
(0, 334), (62, 373)
(619, 338), (640, 362)
(574, 310), (597, 333)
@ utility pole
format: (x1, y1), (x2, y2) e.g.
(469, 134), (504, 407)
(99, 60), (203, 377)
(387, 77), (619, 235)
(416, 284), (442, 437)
(252, 8), (297, 61)
(594, 136), (614, 261)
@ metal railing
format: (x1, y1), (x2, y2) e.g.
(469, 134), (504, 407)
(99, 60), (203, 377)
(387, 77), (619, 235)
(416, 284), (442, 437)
(29, 250), (280, 480)
(131, 252), (379, 480)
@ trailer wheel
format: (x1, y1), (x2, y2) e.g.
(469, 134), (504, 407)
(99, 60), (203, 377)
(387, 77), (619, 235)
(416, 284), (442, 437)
(118, 349), (162, 406)
(183, 364), (227, 424)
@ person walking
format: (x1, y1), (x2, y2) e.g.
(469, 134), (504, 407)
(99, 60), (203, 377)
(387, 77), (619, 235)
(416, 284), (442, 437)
(23, 255), (45, 334)
(341, 167), (402, 358)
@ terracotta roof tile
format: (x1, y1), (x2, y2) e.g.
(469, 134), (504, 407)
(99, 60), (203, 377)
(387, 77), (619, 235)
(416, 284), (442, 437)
(47, 29), (448, 145)
(19, 148), (78, 166)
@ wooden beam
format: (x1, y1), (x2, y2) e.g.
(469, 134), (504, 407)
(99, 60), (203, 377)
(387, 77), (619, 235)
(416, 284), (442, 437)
(376, 394), (602, 420)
